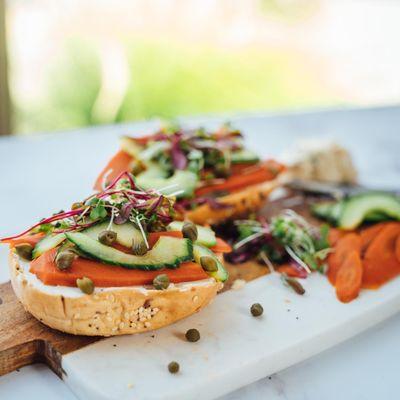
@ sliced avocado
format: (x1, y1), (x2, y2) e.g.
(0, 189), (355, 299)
(32, 233), (66, 258)
(311, 202), (335, 220)
(136, 170), (198, 198)
(193, 244), (228, 282)
(311, 201), (343, 225)
(65, 232), (193, 270)
(167, 221), (217, 247)
(231, 149), (259, 164)
(138, 162), (169, 180)
(120, 137), (169, 162)
(338, 192), (400, 230)
(364, 210), (392, 223)
(140, 142), (169, 161)
(83, 221), (144, 248)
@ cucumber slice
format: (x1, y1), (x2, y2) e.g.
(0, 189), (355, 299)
(193, 244), (228, 282)
(83, 221), (144, 248)
(32, 233), (66, 259)
(231, 149), (259, 164)
(65, 232), (193, 270)
(167, 221), (217, 247)
(136, 170), (198, 198)
(338, 193), (400, 230)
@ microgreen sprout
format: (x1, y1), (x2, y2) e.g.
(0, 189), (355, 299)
(226, 210), (331, 275)
(128, 124), (246, 178)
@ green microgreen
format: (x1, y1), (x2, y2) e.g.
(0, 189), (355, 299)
(89, 199), (107, 221)
(230, 210), (331, 274)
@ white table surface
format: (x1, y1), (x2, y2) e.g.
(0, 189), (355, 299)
(1, 105), (400, 399)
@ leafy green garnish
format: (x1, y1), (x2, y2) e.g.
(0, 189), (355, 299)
(237, 223), (256, 241)
(314, 224), (330, 251)
(270, 212), (331, 272)
(88, 199), (107, 221)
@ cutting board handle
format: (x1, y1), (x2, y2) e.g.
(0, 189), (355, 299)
(0, 281), (99, 377)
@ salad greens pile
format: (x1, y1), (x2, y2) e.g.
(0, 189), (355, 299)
(128, 124), (252, 179)
(119, 123), (263, 205)
(222, 210), (331, 276)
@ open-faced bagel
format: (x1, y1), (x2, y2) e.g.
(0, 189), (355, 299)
(9, 250), (222, 336)
(186, 177), (282, 225)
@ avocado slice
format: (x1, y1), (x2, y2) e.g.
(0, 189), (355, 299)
(231, 149), (259, 164)
(311, 201), (343, 225)
(120, 137), (169, 162)
(136, 170), (198, 198)
(338, 192), (400, 230)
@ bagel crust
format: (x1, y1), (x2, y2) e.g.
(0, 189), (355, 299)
(9, 250), (222, 336)
(186, 178), (281, 225)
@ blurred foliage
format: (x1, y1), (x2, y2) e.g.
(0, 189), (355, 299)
(16, 38), (335, 134)
(258, 0), (319, 20)
(16, 40), (102, 133)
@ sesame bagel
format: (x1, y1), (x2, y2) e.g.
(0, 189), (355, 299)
(9, 250), (222, 337)
(186, 177), (282, 225)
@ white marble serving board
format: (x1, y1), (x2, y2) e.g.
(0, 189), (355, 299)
(62, 272), (400, 400)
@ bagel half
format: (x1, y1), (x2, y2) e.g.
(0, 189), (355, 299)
(9, 250), (222, 336)
(186, 177), (283, 225)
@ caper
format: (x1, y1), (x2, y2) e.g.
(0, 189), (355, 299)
(214, 163), (230, 178)
(153, 274), (170, 290)
(168, 361), (180, 374)
(76, 277), (95, 295)
(15, 243), (33, 261)
(283, 275), (305, 295)
(71, 202), (84, 210)
(55, 250), (76, 271)
(182, 221), (198, 242)
(200, 256), (218, 272)
(98, 230), (117, 246)
(250, 303), (264, 317)
(185, 328), (200, 342)
(132, 241), (148, 256)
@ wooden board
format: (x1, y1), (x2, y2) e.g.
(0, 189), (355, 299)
(0, 281), (99, 376)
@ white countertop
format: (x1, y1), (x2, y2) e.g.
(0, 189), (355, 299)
(1, 106), (400, 399)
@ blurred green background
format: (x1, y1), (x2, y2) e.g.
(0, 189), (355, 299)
(4, 0), (400, 135)
(18, 39), (333, 133)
